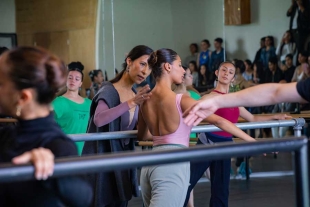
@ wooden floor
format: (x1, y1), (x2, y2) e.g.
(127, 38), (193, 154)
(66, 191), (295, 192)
(128, 152), (295, 207)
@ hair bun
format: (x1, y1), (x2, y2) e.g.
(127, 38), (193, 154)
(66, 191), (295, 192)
(148, 51), (158, 68)
(45, 57), (67, 91)
(68, 61), (84, 71)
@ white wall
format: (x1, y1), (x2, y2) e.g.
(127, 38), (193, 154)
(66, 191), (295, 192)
(98, 0), (291, 78)
(98, 0), (175, 79)
(171, 0), (224, 61)
(171, 0), (291, 62)
(224, 0), (291, 61)
(0, 0), (15, 33)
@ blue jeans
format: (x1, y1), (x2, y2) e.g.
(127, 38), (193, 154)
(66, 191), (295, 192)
(183, 133), (232, 207)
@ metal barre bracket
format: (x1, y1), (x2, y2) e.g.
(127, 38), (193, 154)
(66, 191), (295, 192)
(293, 118), (306, 137)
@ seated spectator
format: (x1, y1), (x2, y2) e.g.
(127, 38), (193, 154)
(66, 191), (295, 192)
(281, 54), (296, 83)
(242, 59), (253, 81)
(254, 37), (266, 63)
(185, 43), (199, 67)
(265, 56), (285, 84)
(198, 64), (209, 87)
(230, 60), (253, 92)
(260, 36), (276, 70)
(276, 30), (296, 64)
(253, 60), (264, 84)
(292, 51), (309, 82)
(188, 61), (199, 87)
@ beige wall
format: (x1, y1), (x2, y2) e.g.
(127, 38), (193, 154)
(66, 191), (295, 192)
(15, 0), (97, 88)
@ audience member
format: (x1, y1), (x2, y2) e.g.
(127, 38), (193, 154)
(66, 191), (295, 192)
(188, 60), (199, 87)
(254, 37), (266, 63)
(197, 40), (211, 68)
(292, 51), (309, 82)
(260, 36), (276, 69)
(89, 69), (104, 99)
(185, 43), (199, 67)
(287, 0), (310, 54)
(276, 30), (296, 64)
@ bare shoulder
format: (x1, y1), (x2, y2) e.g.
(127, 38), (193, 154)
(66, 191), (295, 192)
(180, 94), (196, 112)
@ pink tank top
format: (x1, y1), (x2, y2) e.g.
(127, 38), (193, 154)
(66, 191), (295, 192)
(212, 90), (240, 137)
(153, 94), (192, 147)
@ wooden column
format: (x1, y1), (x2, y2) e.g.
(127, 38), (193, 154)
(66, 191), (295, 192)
(225, 0), (251, 25)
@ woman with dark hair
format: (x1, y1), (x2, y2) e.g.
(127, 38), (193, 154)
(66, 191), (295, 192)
(265, 57), (285, 84)
(230, 60), (252, 92)
(185, 43), (199, 67)
(242, 59), (253, 81)
(0, 47), (92, 206)
(197, 39), (211, 68)
(260, 36), (276, 69)
(138, 49), (257, 207)
(88, 69), (104, 99)
(292, 51), (309, 82)
(183, 61), (289, 207)
(253, 60), (264, 84)
(188, 60), (199, 87)
(52, 61), (91, 155)
(276, 30), (296, 64)
(198, 64), (208, 87)
(83, 45), (153, 207)
(254, 37), (266, 63)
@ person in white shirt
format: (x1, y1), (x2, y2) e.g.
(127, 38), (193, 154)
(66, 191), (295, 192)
(276, 30), (296, 64)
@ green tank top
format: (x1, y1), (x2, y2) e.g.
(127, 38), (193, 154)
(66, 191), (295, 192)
(52, 96), (92, 155)
(188, 90), (201, 139)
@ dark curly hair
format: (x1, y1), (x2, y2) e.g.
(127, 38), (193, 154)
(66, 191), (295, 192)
(68, 61), (84, 81)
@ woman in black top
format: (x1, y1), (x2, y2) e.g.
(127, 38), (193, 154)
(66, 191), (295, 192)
(0, 46), (92, 207)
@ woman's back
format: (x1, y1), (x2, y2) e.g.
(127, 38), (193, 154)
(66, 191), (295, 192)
(141, 88), (181, 137)
(141, 87), (192, 147)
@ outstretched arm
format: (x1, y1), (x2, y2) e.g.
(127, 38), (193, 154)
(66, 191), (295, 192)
(239, 107), (292, 122)
(205, 114), (255, 142)
(181, 95), (255, 142)
(183, 82), (307, 126)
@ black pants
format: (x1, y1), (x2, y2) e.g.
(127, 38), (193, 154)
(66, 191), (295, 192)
(291, 29), (308, 56)
(183, 134), (232, 207)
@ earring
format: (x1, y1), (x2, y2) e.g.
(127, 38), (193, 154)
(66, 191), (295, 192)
(127, 67), (130, 72)
(215, 76), (218, 81)
(16, 105), (21, 117)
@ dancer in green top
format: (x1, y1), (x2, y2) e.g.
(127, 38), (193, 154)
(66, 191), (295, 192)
(52, 62), (91, 155)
